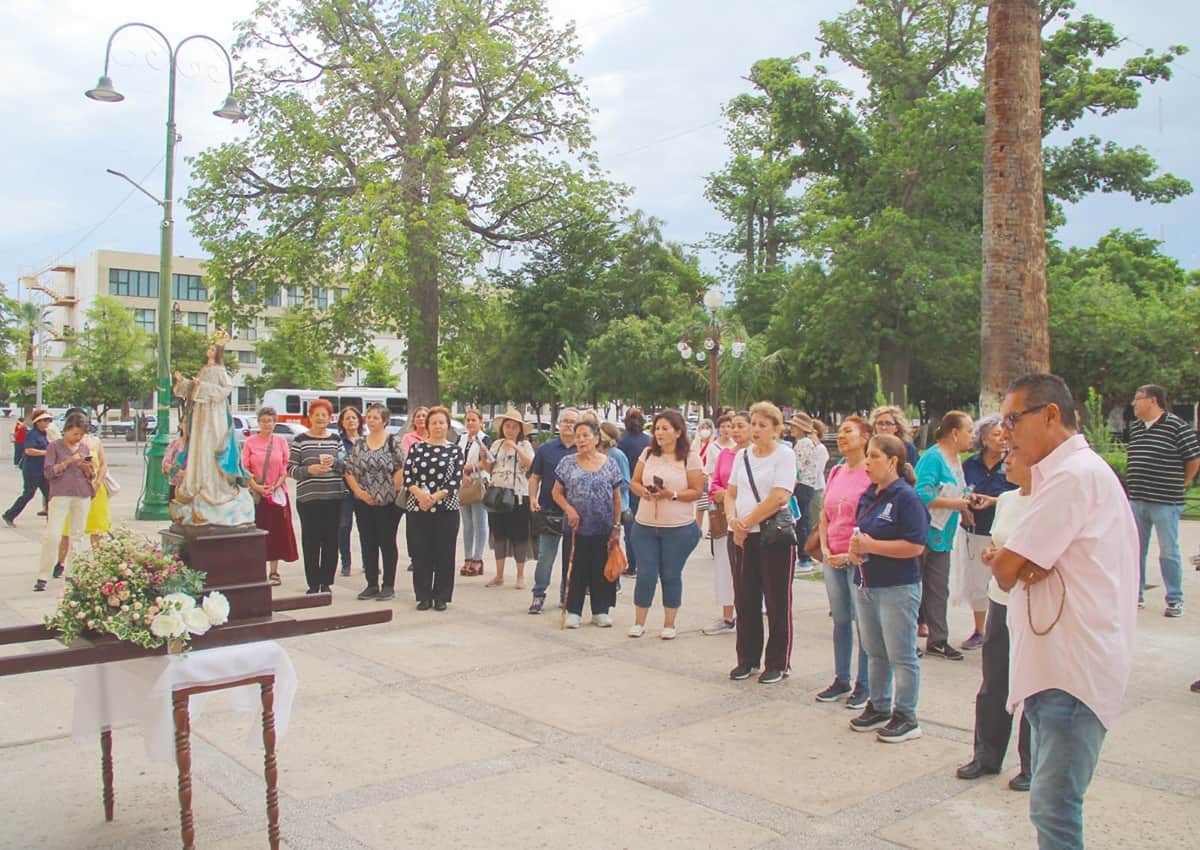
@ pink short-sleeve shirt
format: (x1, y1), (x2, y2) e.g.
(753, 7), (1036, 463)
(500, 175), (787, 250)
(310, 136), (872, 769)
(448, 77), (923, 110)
(1003, 434), (1139, 730)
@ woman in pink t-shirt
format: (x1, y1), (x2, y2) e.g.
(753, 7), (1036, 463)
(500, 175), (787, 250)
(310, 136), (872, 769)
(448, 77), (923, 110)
(401, 406), (429, 453)
(242, 406), (299, 585)
(815, 415), (874, 707)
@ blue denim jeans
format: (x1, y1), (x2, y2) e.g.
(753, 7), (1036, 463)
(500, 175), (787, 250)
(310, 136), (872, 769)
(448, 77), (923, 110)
(532, 528), (572, 600)
(1130, 499), (1184, 604)
(1024, 689), (1106, 850)
(460, 502), (488, 561)
(622, 494), (641, 570)
(824, 563), (868, 688)
(855, 582), (921, 719)
(338, 494), (355, 571)
(631, 522), (701, 609)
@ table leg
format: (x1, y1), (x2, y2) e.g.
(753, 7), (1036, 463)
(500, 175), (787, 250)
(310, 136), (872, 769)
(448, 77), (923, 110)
(173, 690), (195, 850)
(100, 729), (114, 821)
(260, 677), (280, 850)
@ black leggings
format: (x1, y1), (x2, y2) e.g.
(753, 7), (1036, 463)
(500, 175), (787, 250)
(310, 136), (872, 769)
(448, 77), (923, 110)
(565, 532), (617, 616)
(297, 499), (341, 589)
(354, 502), (402, 589)
(407, 509), (460, 603)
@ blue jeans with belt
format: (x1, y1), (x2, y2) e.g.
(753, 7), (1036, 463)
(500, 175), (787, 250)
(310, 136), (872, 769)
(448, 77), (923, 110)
(1024, 688), (1106, 850)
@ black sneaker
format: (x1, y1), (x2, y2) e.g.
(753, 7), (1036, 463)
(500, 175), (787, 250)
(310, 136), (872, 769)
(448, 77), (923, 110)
(528, 596), (545, 615)
(729, 665), (756, 680)
(356, 586), (380, 600)
(925, 641), (964, 661)
(416, 600), (433, 611)
(758, 668), (788, 685)
(340, 566), (351, 577)
(1008, 772), (1031, 792)
(850, 703), (891, 732)
(877, 713), (922, 743)
(305, 587), (320, 595)
(32, 579), (47, 592)
(846, 684), (869, 710)
(376, 587), (395, 601)
(2, 516), (14, 527)
(815, 679), (852, 702)
(319, 584), (332, 593)
(52, 563), (65, 579)
(433, 600), (448, 611)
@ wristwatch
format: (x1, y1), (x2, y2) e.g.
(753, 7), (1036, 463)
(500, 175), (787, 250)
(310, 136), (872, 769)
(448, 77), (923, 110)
(670, 490), (678, 501)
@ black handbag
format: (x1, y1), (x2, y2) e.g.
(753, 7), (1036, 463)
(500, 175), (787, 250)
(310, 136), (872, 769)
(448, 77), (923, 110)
(531, 510), (564, 538)
(483, 448), (518, 513)
(742, 451), (797, 548)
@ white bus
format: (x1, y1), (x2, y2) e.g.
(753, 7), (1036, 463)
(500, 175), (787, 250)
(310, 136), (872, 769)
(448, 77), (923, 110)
(259, 387), (408, 425)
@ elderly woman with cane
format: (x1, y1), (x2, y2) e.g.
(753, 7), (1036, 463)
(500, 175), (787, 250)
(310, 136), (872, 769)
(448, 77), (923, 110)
(553, 420), (624, 629)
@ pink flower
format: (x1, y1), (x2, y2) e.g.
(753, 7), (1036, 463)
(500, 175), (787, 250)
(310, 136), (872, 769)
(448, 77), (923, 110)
(115, 581), (126, 593)
(101, 582), (114, 596)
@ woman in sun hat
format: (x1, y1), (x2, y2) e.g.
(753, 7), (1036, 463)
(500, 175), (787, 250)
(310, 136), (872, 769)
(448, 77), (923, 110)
(479, 408), (535, 588)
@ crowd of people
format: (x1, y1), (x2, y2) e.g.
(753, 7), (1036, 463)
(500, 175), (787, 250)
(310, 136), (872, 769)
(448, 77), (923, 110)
(6, 372), (1198, 850)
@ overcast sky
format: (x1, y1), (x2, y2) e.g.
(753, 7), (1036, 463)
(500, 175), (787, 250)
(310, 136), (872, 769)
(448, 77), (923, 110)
(3, 0), (1198, 296)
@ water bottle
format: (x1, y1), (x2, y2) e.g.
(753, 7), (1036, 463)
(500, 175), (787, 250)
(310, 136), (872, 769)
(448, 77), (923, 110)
(850, 526), (864, 565)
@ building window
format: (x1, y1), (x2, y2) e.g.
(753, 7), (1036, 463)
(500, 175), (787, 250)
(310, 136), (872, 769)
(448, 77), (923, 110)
(109, 268), (159, 298)
(237, 350), (257, 365)
(312, 287), (328, 309)
(187, 312), (207, 333)
(286, 285), (305, 307)
(132, 308), (156, 333)
(172, 273), (207, 301)
(237, 323), (257, 341)
(236, 386), (256, 408)
(265, 289), (281, 307)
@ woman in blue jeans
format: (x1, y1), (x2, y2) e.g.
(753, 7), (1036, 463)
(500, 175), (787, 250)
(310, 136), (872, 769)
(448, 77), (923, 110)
(337, 406), (363, 577)
(628, 410), (704, 639)
(847, 434), (930, 743)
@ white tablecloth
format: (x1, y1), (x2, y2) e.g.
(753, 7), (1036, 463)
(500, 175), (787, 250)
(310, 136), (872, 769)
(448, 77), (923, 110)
(73, 640), (297, 762)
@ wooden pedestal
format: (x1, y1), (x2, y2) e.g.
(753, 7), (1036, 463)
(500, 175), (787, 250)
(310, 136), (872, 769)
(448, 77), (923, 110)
(160, 527), (273, 621)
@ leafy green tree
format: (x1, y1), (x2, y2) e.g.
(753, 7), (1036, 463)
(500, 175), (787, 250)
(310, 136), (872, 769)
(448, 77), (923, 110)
(542, 343), (592, 406)
(358, 348), (399, 388)
(248, 310), (336, 395)
(51, 296), (154, 420)
(189, 0), (619, 408)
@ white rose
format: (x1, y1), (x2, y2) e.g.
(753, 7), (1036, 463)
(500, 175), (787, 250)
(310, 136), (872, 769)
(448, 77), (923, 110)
(201, 592), (231, 626)
(183, 607), (211, 636)
(162, 592), (196, 613)
(149, 611), (186, 639)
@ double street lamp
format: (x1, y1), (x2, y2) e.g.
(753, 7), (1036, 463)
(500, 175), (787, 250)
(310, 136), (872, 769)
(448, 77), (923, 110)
(84, 22), (246, 521)
(677, 288), (745, 420)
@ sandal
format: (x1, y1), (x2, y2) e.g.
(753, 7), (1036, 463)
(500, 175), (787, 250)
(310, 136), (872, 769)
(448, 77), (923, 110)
(459, 561), (472, 576)
(269, 572), (282, 586)
(514, 579), (526, 590)
(485, 575), (504, 588)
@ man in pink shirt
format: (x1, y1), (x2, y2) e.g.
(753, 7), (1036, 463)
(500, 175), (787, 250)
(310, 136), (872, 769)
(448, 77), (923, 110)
(990, 373), (1138, 850)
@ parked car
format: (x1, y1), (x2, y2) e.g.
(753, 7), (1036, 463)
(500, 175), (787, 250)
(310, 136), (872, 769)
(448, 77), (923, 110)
(231, 415), (254, 451)
(271, 422), (307, 443)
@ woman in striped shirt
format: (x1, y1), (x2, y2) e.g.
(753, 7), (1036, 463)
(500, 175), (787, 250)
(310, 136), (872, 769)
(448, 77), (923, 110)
(288, 399), (347, 594)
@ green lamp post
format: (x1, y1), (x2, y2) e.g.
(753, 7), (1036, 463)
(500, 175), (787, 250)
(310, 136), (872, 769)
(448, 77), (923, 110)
(85, 22), (246, 521)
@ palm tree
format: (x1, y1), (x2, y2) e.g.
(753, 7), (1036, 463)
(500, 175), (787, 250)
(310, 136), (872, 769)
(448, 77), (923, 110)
(13, 299), (53, 367)
(980, 0), (1050, 414)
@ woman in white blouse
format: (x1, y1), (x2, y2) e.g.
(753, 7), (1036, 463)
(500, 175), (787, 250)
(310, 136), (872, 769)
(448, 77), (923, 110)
(480, 410), (535, 588)
(725, 401), (797, 685)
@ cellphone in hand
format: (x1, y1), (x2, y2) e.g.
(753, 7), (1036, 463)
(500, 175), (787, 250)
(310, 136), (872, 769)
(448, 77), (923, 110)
(647, 475), (665, 494)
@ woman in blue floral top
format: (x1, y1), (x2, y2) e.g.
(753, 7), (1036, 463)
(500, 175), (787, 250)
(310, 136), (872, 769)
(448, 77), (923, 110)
(553, 420), (624, 629)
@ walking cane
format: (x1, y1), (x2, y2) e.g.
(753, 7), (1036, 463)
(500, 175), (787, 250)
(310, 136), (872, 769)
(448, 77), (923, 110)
(560, 529), (577, 630)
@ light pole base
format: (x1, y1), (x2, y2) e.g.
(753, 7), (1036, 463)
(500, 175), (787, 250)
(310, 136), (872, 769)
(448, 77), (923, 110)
(136, 431), (173, 521)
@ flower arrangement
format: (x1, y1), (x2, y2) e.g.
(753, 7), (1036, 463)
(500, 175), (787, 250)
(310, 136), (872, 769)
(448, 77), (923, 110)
(45, 529), (231, 650)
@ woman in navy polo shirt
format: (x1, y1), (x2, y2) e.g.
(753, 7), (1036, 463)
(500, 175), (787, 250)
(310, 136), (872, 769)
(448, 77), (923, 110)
(847, 434), (930, 743)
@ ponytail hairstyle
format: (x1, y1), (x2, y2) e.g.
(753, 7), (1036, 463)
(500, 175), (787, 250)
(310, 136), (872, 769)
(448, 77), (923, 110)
(934, 410), (971, 441)
(870, 434), (916, 485)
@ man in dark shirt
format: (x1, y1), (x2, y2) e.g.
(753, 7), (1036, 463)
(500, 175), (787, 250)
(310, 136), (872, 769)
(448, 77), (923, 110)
(1126, 384), (1200, 616)
(617, 408), (651, 576)
(527, 407), (578, 613)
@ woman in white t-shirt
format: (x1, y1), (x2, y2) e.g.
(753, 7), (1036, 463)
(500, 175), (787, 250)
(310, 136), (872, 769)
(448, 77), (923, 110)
(628, 410), (705, 639)
(725, 402), (798, 684)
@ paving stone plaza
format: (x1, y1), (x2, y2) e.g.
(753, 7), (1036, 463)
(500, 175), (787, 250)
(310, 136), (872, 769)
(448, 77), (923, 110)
(1, 437), (1197, 849)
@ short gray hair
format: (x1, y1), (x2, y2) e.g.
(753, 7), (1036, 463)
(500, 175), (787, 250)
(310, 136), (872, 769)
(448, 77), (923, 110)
(971, 415), (1002, 451)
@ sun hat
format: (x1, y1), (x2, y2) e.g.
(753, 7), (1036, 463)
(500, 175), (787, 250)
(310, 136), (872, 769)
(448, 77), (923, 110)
(31, 408), (53, 424)
(492, 408), (533, 437)
(787, 411), (814, 434)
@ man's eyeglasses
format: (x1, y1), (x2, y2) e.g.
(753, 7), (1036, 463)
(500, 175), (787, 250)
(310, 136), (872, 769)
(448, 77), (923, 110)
(1001, 404), (1048, 430)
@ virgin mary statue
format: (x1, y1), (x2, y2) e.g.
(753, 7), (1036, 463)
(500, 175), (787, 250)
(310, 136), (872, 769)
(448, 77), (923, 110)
(169, 340), (255, 527)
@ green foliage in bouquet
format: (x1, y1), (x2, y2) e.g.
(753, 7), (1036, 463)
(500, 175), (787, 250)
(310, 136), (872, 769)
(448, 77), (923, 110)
(45, 529), (208, 649)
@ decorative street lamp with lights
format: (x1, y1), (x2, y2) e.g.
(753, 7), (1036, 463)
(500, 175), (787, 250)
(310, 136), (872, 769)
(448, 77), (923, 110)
(677, 288), (745, 419)
(85, 22), (246, 521)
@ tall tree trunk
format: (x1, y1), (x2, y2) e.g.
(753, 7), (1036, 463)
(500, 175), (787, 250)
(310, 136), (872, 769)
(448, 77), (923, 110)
(406, 226), (440, 408)
(980, 0), (1049, 415)
(878, 336), (912, 409)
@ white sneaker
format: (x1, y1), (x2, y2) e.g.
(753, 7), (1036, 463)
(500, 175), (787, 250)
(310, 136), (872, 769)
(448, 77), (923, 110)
(593, 613), (613, 628)
(627, 623), (645, 638)
(701, 618), (735, 636)
(660, 626), (677, 640)
(564, 613), (582, 629)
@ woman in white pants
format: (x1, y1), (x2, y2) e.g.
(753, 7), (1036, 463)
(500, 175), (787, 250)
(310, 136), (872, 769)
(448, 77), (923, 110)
(35, 412), (95, 591)
(703, 411), (750, 635)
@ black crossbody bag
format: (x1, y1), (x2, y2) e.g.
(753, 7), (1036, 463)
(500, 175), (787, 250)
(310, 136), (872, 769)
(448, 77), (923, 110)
(742, 451), (796, 548)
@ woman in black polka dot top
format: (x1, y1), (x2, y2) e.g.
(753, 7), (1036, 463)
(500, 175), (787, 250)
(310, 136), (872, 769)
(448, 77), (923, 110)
(403, 406), (464, 610)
